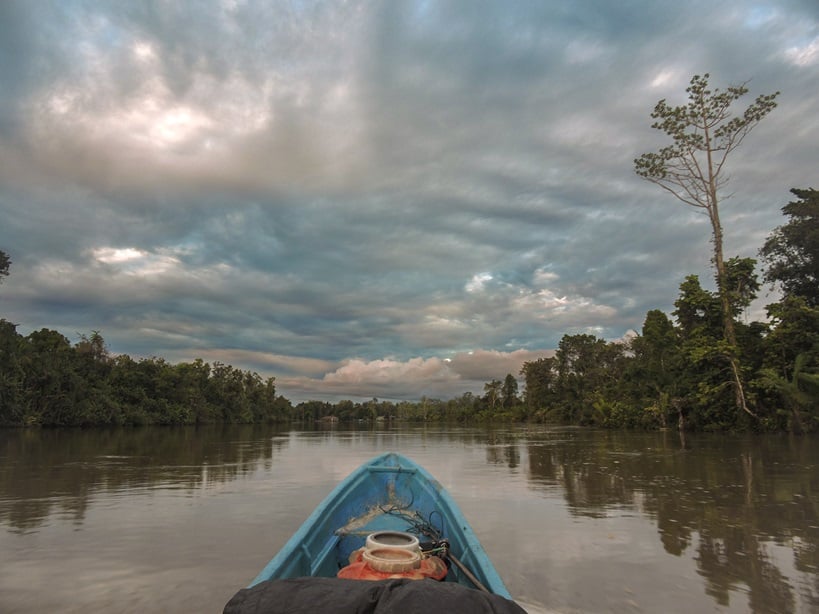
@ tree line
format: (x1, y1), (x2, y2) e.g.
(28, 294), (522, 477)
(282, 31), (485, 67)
(0, 324), (291, 427)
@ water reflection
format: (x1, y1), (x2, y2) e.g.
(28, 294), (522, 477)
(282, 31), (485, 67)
(485, 430), (522, 469)
(0, 425), (289, 531)
(1, 425), (818, 613)
(524, 429), (819, 612)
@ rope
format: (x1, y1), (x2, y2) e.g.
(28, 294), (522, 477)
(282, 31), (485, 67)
(377, 503), (444, 541)
(364, 501), (492, 594)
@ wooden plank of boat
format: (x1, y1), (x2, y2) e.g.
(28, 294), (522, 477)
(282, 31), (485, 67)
(248, 452), (512, 597)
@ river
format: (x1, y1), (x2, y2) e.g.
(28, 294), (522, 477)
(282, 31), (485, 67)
(1, 424), (817, 613)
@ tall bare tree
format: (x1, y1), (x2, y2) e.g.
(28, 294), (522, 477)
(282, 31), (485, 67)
(634, 74), (779, 418)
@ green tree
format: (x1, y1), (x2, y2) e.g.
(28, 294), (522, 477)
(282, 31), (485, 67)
(483, 379), (502, 412)
(174, 359), (214, 423)
(671, 267), (764, 430)
(554, 334), (622, 424)
(520, 356), (556, 419)
(724, 257), (760, 318)
(72, 331), (116, 424)
(0, 320), (24, 425)
(759, 354), (819, 434)
(109, 354), (152, 424)
(445, 392), (477, 421)
(635, 74), (778, 420)
(756, 192), (819, 430)
(760, 188), (819, 307)
(672, 275), (732, 428)
(628, 310), (682, 428)
(75, 331), (109, 363)
(762, 297), (819, 380)
(501, 373), (519, 409)
(674, 275), (722, 339)
(20, 329), (76, 426)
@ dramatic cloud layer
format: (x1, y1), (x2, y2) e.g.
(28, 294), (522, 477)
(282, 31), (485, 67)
(1, 1), (817, 401)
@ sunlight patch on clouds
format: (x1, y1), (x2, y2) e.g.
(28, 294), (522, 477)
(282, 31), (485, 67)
(32, 47), (275, 160)
(85, 85), (237, 154)
(515, 289), (570, 312)
(91, 246), (180, 277)
(144, 105), (214, 150)
(425, 266), (624, 349)
(512, 284), (617, 321)
(132, 41), (156, 63)
(465, 272), (493, 293)
(93, 247), (144, 264)
(785, 36), (819, 67)
(28, 44), (368, 192)
(649, 69), (679, 89)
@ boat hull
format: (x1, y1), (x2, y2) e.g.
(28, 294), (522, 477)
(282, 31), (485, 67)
(249, 452), (511, 598)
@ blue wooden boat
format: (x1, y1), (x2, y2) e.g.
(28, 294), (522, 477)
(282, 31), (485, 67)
(249, 452), (512, 598)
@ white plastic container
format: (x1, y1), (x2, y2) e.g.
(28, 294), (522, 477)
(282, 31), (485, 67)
(364, 531), (421, 553)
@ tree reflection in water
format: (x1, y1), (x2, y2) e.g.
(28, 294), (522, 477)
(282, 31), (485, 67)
(525, 429), (819, 612)
(0, 425), (289, 532)
(2, 425), (818, 612)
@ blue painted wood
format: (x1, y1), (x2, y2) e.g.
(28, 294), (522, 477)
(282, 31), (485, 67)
(249, 452), (511, 598)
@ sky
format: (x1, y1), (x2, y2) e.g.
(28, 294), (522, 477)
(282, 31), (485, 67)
(0, 1), (817, 403)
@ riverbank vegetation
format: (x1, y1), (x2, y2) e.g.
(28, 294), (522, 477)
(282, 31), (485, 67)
(520, 187), (819, 432)
(0, 324), (290, 426)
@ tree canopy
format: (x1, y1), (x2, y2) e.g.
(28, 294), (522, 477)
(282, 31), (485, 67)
(760, 188), (819, 307)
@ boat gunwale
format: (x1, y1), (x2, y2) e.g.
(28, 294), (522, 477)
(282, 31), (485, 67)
(249, 452), (511, 598)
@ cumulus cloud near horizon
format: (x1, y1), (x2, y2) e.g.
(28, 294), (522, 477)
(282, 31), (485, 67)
(275, 348), (556, 402)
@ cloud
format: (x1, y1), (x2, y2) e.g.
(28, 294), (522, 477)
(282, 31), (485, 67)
(0, 1), (817, 402)
(785, 36), (819, 67)
(277, 348), (554, 402)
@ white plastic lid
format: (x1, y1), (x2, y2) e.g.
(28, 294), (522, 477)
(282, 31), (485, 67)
(365, 531), (421, 553)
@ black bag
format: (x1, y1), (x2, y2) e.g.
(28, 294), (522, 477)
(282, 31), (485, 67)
(223, 577), (528, 614)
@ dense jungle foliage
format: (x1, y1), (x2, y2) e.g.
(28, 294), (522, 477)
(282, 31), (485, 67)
(0, 325), (290, 426)
(0, 189), (817, 430)
(517, 188), (819, 432)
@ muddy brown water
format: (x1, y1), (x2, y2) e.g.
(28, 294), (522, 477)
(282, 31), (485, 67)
(1, 424), (817, 613)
